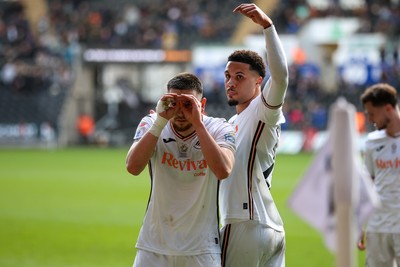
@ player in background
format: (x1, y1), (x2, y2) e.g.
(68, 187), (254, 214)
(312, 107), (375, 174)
(126, 72), (236, 267)
(357, 83), (400, 267)
(218, 3), (289, 267)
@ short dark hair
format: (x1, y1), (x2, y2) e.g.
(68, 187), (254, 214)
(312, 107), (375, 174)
(361, 83), (398, 108)
(227, 50), (266, 78)
(167, 72), (203, 97)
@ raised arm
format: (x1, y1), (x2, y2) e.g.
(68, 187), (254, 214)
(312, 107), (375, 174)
(262, 26), (289, 108)
(233, 3), (288, 108)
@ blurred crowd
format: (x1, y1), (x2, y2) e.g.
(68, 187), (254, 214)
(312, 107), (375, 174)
(274, 0), (400, 132)
(0, 1), (73, 93)
(0, 0), (399, 133)
(275, 0), (400, 38)
(46, 0), (243, 49)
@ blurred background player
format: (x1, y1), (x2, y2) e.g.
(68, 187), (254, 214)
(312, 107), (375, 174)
(358, 83), (400, 267)
(219, 4), (288, 267)
(126, 72), (236, 267)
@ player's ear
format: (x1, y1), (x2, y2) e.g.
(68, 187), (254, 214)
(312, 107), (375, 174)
(386, 103), (393, 112)
(201, 98), (207, 114)
(256, 76), (263, 86)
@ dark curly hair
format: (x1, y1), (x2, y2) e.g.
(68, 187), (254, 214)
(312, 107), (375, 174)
(167, 72), (203, 97)
(227, 50), (266, 79)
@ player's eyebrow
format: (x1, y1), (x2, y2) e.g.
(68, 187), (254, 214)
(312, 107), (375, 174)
(225, 70), (245, 76)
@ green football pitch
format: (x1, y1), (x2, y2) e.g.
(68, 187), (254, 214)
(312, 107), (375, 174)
(0, 148), (366, 267)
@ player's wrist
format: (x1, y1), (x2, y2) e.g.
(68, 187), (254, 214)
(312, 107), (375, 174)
(191, 118), (206, 131)
(148, 115), (168, 137)
(263, 24), (273, 30)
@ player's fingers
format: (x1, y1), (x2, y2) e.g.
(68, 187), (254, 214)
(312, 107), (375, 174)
(233, 4), (256, 13)
(177, 94), (198, 105)
(156, 95), (178, 114)
(236, 9), (260, 21)
(187, 96), (202, 110)
(357, 236), (366, 251)
(357, 240), (366, 251)
(233, 4), (250, 13)
(160, 93), (176, 102)
(232, 4), (244, 12)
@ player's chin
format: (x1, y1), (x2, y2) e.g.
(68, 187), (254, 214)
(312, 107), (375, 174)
(228, 99), (238, 106)
(172, 121), (191, 132)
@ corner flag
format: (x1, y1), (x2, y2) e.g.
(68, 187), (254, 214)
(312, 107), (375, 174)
(287, 98), (380, 253)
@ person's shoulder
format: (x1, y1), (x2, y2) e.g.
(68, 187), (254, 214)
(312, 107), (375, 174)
(365, 130), (387, 150)
(228, 114), (237, 123)
(367, 130), (387, 141)
(204, 115), (228, 124)
(203, 115), (233, 129)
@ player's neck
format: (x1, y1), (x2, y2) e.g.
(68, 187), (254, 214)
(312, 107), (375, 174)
(236, 92), (259, 114)
(386, 113), (400, 137)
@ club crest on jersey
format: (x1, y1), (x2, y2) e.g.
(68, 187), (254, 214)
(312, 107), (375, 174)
(179, 143), (189, 158)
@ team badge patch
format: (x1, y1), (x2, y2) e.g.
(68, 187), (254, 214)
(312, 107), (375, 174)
(134, 127), (146, 140)
(134, 121), (151, 140)
(224, 133), (235, 144)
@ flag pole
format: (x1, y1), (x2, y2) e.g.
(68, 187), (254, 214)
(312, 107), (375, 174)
(332, 97), (358, 267)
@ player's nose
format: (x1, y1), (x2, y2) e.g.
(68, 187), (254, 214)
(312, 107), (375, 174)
(226, 78), (235, 88)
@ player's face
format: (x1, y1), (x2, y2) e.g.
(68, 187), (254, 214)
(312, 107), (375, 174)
(224, 61), (262, 106)
(169, 89), (202, 133)
(364, 102), (390, 130)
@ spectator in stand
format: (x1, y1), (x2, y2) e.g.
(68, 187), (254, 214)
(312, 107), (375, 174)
(77, 114), (94, 144)
(310, 102), (328, 131)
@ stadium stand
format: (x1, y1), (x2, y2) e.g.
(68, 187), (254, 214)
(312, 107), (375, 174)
(0, 0), (399, 147)
(0, 1), (71, 146)
(45, 0), (245, 49)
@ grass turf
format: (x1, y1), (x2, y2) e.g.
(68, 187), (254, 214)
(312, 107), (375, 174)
(0, 148), (366, 266)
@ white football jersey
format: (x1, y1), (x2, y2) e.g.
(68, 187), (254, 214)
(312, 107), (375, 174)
(364, 130), (400, 233)
(219, 93), (285, 231)
(133, 113), (236, 255)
